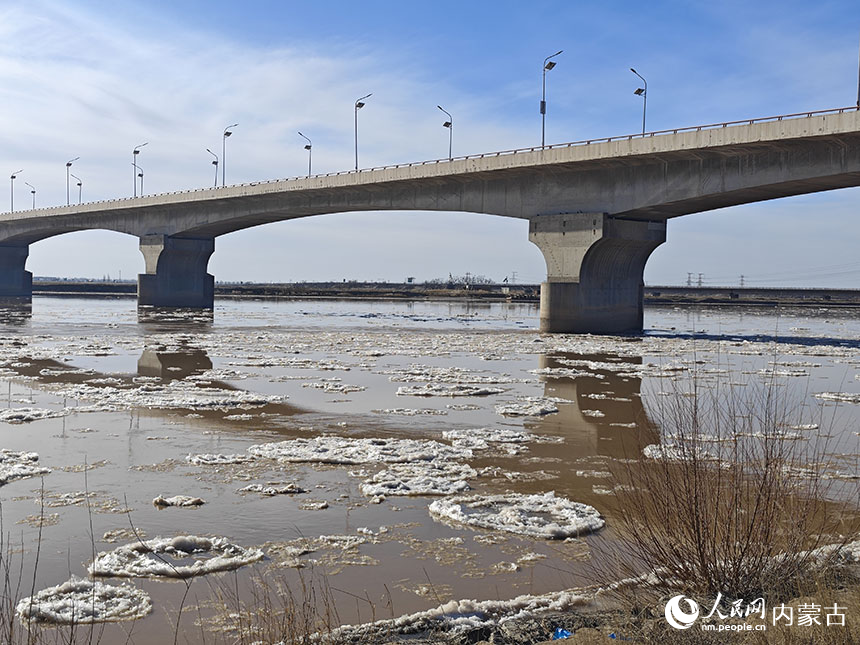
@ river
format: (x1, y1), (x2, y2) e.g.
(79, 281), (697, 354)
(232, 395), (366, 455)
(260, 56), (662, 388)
(0, 297), (858, 642)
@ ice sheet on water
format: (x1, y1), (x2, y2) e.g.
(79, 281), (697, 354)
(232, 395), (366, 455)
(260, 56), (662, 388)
(396, 384), (505, 397)
(383, 364), (523, 384)
(248, 436), (471, 465)
(643, 443), (715, 462)
(152, 495), (205, 507)
(186, 453), (255, 465)
(495, 397), (560, 417)
(529, 367), (594, 379)
(359, 462), (476, 497)
(429, 491), (605, 539)
(89, 535), (263, 579)
(0, 407), (64, 424)
(373, 407), (448, 416)
(16, 577), (152, 624)
(814, 391), (860, 404)
(0, 450), (50, 485)
(302, 381), (366, 393)
(238, 483), (305, 496)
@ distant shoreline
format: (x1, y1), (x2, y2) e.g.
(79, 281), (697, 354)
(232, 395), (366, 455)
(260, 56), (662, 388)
(28, 280), (860, 307)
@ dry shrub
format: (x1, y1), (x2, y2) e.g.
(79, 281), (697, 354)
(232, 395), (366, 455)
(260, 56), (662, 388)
(606, 370), (859, 601)
(204, 566), (346, 645)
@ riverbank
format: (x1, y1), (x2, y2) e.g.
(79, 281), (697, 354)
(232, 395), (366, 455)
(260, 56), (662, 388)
(30, 280), (860, 307)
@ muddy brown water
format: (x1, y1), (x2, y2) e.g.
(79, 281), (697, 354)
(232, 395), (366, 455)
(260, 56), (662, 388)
(0, 297), (858, 643)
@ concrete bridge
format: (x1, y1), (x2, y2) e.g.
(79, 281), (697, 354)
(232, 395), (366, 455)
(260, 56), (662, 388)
(2, 106), (860, 333)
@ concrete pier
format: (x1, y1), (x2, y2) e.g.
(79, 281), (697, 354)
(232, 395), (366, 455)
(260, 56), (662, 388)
(530, 214), (665, 333)
(137, 235), (214, 308)
(0, 244), (32, 298)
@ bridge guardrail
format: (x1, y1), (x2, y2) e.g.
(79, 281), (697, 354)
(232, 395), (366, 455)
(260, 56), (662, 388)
(5, 106), (860, 215)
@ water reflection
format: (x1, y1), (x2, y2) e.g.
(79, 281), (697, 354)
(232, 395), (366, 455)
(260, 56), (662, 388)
(530, 353), (659, 460)
(138, 347), (212, 380)
(0, 300), (31, 326)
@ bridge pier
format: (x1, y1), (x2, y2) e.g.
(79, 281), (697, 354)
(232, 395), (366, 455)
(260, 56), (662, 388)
(137, 235), (215, 308)
(0, 244), (32, 298)
(529, 214), (666, 334)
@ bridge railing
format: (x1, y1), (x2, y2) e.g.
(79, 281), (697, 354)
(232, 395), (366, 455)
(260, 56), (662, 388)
(6, 106), (860, 215)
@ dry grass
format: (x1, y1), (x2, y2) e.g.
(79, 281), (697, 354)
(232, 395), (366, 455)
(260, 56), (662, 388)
(601, 369), (860, 602)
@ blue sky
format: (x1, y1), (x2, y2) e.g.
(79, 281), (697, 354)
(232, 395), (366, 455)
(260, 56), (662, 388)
(1, 0), (859, 285)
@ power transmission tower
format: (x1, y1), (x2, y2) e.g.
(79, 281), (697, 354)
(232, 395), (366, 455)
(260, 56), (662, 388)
(697, 273), (703, 287)
(686, 272), (693, 286)
(739, 274), (745, 288)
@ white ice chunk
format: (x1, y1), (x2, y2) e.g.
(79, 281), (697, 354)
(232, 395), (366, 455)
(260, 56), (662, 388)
(359, 462), (476, 497)
(396, 384), (504, 397)
(248, 436), (471, 465)
(429, 491), (605, 539)
(0, 449), (50, 485)
(16, 577), (151, 624)
(89, 535), (263, 579)
(152, 495), (205, 507)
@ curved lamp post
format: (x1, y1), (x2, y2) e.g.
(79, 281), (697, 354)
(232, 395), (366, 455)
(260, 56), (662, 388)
(10, 170), (22, 213)
(70, 173), (82, 205)
(630, 68), (647, 135)
(354, 93), (372, 171)
(132, 142), (147, 197)
(541, 50), (562, 148)
(298, 131), (312, 177)
(222, 123), (238, 186)
(24, 182), (35, 210)
(206, 149), (219, 188)
(66, 157), (79, 205)
(135, 163), (144, 195)
(437, 105), (453, 160)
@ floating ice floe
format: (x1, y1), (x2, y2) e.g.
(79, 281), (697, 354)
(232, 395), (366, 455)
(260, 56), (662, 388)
(383, 365), (523, 385)
(0, 450), (50, 485)
(152, 495), (205, 507)
(373, 408), (448, 416)
(16, 577), (152, 624)
(89, 535), (263, 579)
(396, 384), (504, 397)
(0, 407), (64, 424)
(494, 397), (561, 417)
(238, 483), (305, 496)
(303, 380), (366, 394)
(248, 436), (471, 465)
(529, 367), (594, 380)
(814, 392), (860, 404)
(186, 453), (255, 465)
(643, 443), (715, 462)
(359, 462), (476, 497)
(429, 492), (605, 539)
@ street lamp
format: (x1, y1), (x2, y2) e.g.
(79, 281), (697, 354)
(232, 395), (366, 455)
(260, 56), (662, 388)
(354, 93), (372, 170)
(66, 157), (79, 205)
(135, 163), (144, 195)
(9, 170), (22, 213)
(541, 50), (562, 148)
(24, 182), (35, 210)
(133, 142), (148, 197)
(630, 68), (647, 135)
(206, 149), (219, 188)
(298, 131), (312, 177)
(437, 105), (453, 160)
(222, 123), (238, 187)
(70, 173), (82, 204)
